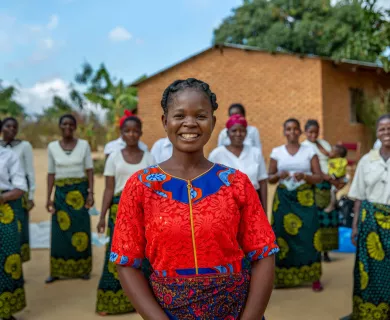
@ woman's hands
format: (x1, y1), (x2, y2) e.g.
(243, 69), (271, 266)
(46, 199), (55, 214)
(85, 193), (94, 209)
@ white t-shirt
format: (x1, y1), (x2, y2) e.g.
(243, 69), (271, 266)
(104, 137), (148, 155)
(209, 145), (268, 190)
(349, 149), (390, 205)
(302, 139), (331, 174)
(217, 125), (262, 150)
(104, 150), (156, 194)
(150, 137), (173, 163)
(1, 140), (36, 200)
(48, 139), (93, 179)
(0, 146), (27, 192)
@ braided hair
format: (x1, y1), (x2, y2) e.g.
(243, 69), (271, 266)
(160, 78), (218, 114)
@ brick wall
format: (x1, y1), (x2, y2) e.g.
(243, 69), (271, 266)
(321, 61), (390, 154)
(137, 47), (323, 160)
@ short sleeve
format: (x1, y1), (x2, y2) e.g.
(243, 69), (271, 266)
(84, 142), (93, 169)
(208, 148), (218, 163)
(348, 158), (366, 200)
(270, 147), (279, 161)
(234, 172), (279, 261)
(9, 152), (27, 192)
(217, 129), (228, 147)
(255, 149), (268, 181)
(250, 126), (262, 150)
(110, 173), (146, 267)
(23, 142), (36, 200)
(139, 141), (149, 152)
(48, 145), (56, 174)
(103, 153), (116, 176)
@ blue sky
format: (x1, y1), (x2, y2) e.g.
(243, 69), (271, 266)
(1, 0), (388, 114)
(1, 0), (242, 113)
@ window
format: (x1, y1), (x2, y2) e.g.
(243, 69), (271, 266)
(349, 88), (364, 124)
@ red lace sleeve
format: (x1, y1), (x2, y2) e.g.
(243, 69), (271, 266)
(110, 173), (146, 268)
(234, 171), (279, 261)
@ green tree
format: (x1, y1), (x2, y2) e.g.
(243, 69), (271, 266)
(214, 0), (390, 70)
(0, 82), (25, 117)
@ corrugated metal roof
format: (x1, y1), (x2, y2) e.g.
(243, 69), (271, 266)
(132, 43), (385, 86)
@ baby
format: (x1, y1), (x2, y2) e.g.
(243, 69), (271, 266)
(324, 145), (348, 213)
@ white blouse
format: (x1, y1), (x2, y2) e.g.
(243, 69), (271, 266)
(150, 137), (173, 163)
(104, 150), (156, 194)
(48, 139), (93, 179)
(217, 125), (262, 150)
(208, 145), (268, 190)
(1, 141), (36, 200)
(302, 139), (332, 174)
(349, 149), (390, 205)
(104, 137), (148, 155)
(0, 146), (27, 192)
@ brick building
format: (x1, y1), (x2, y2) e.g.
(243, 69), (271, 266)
(135, 44), (390, 159)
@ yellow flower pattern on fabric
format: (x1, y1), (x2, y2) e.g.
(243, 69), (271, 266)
(313, 230), (323, 252)
(359, 262), (369, 290)
(374, 212), (390, 229)
(273, 193), (280, 212)
(108, 261), (119, 280)
(21, 244), (30, 263)
(275, 263), (321, 287)
(57, 210), (71, 231)
(277, 237), (289, 260)
(361, 209), (367, 222)
(110, 204), (118, 223)
(0, 288), (26, 319)
(65, 190), (85, 210)
(283, 213), (303, 236)
(297, 189), (314, 207)
(353, 296), (389, 320)
(50, 257), (92, 278)
(96, 289), (134, 314)
(366, 232), (385, 261)
(315, 188), (330, 209)
(0, 203), (15, 224)
(71, 232), (89, 252)
(17, 220), (22, 233)
(4, 254), (22, 280)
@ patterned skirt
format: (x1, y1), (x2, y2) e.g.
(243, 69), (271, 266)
(18, 193), (31, 262)
(351, 200), (390, 320)
(0, 197), (26, 318)
(272, 184), (322, 287)
(50, 178), (92, 278)
(150, 271), (251, 319)
(314, 181), (339, 251)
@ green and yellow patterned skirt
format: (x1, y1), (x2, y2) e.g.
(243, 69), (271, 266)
(50, 178), (92, 278)
(351, 200), (390, 320)
(0, 197), (26, 318)
(96, 193), (134, 314)
(314, 181), (339, 251)
(272, 184), (322, 287)
(18, 193), (31, 262)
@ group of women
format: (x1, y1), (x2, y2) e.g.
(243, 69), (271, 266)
(0, 77), (389, 320)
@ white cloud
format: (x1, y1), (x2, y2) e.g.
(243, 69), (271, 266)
(47, 14), (59, 30)
(42, 37), (54, 50)
(109, 26), (132, 42)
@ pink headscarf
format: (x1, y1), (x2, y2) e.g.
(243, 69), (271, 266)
(226, 114), (248, 130)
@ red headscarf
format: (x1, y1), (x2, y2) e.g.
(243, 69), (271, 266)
(226, 114), (248, 130)
(119, 110), (139, 128)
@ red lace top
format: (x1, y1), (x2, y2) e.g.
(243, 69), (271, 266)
(110, 164), (278, 277)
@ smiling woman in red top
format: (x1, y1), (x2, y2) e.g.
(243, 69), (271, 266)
(110, 78), (278, 320)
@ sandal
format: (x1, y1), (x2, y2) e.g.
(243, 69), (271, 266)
(312, 280), (323, 292)
(323, 252), (331, 263)
(45, 276), (59, 284)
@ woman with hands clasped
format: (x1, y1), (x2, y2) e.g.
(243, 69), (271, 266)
(268, 118), (324, 292)
(45, 114), (94, 284)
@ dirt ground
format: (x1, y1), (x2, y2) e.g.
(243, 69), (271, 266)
(17, 149), (354, 320)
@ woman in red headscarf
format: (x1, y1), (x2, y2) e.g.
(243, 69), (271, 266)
(209, 114), (268, 209)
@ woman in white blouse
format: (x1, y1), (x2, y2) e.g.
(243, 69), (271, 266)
(345, 114), (390, 320)
(302, 119), (340, 262)
(209, 114), (268, 208)
(1, 117), (35, 262)
(45, 114), (94, 284)
(0, 118), (28, 319)
(217, 103), (262, 150)
(96, 115), (155, 316)
(268, 118), (324, 291)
